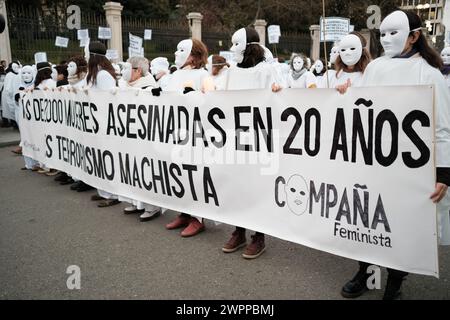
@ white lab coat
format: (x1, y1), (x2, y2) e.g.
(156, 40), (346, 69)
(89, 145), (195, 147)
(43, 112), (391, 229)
(362, 54), (450, 245)
(286, 70), (317, 89)
(329, 70), (363, 88)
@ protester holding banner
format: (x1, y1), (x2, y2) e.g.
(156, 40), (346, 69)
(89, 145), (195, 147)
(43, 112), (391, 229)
(331, 32), (371, 91)
(220, 27), (280, 259)
(163, 38), (212, 237)
(118, 56), (161, 222)
(85, 41), (120, 207)
(15, 65), (36, 169)
(286, 53), (317, 89)
(121, 56), (156, 90)
(339, 10), (450, 300)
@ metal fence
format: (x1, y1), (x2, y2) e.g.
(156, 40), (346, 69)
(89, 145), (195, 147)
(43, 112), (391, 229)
(121, 17), (190, 63)
(7, 4), (312, 65)
(7, 5), (106, 64)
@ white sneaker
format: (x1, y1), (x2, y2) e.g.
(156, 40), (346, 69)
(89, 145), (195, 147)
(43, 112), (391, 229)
(123, 206), (144, 214)
(140, 209), (161, 222)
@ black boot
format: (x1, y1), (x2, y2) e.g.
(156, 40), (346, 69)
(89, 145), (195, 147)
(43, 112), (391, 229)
(383, 273), (405, 300)
(341, 262), (370, 299)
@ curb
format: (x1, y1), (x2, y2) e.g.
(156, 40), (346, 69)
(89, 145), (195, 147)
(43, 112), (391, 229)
(0, 140), (20, 148)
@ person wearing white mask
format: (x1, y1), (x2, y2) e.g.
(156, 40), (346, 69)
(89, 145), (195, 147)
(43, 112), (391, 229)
(13, 65), (35, 164)
(150, 57), (170, 91)
(339, 10), (450, 300)
(66, 55), (87, 89)
(312, 59), (325, 77)
(331, 32), (371, 91)
(318, 45), (340, 88)
(2, 61), (21, 125)
(162, 38), (213, 237)
(121, 56), (156, 90)
(160, 39), (213, 94)
(440, 47), (450, 89)
(220, 27), (280, 259)
(286, 54), (317, 89)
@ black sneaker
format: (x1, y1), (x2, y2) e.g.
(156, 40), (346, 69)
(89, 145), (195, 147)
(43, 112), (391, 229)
(76, 182), (94, 192)
(54, 172), (68, 182)
(70, 181), (84, 191)
(341, 270), (370, 299)
(383, 276), (404, 300)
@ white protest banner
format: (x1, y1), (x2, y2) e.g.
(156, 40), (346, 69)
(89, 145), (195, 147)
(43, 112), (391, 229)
(106, 49), (119, 60)
(320, 17), (350, 42)
(34, 52), (47, 64)
(129, 33), (143, 49)
(144, 29), (152, 40)
(55, 36), (69, 48)
(79, 37), (89, 48)
(19, 86), (439, 277)
(77, 29), (89, 40)
(268, 25), (281, 44)
(98, 26), (112, 39)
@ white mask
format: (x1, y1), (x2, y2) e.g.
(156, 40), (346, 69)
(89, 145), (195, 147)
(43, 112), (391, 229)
(339, 34), (363, 67)
(380, 11), (411, 58)
(441, 47), (450, 65)
(230, 28), (247, 64)
(314, 60), (324, 74)
(51, 65), (58, 81)
(330, 46), (340, 64)
(112, 63), (121, 78)
(150, 57), (169, 76)
(292, 56), (304, 72)
(12, 63), (20, 74)
(175, 39), (193, 68)
(121, 62), (132, 82)
(67, 61), (77, 77)
(21, 66), (34, 84)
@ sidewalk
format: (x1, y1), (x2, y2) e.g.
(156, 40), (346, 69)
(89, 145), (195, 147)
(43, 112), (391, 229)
(0, 126), (20, 148)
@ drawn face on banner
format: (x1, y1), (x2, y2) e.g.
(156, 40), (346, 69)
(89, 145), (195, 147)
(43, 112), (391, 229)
(314, 60), (324, 74)
(230, 28), (247, 63)
(121, 62), (132, 82)
(330, 46), (339, 64)
(67, 61), (77, 77)
(380, 11), (411, 58)
(284, 175), (309, 216)
(292, 56), (304, 71)
(339, 34), (363, 67)
(21, 66), (34, 84)
(12, 63), (20, 74)
(441, 47), (450, 65)
(175, 39), (193, 68)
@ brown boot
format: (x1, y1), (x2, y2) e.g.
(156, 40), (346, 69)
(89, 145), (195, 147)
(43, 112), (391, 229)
(222, 229), (247, 253)
(242, 233), (265, 259)
(166, 214), (191, 230)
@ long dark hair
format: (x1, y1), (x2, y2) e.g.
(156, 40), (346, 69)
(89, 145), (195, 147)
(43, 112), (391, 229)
(34, 63), (52, 88)
(86, 41), (117, 86)
(237, 28), (265, 69)
(86, 55), (117, 86)
(403, 10), (443, 69)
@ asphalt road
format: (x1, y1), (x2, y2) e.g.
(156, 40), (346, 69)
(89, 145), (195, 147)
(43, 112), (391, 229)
(0, 146), (449, 300)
